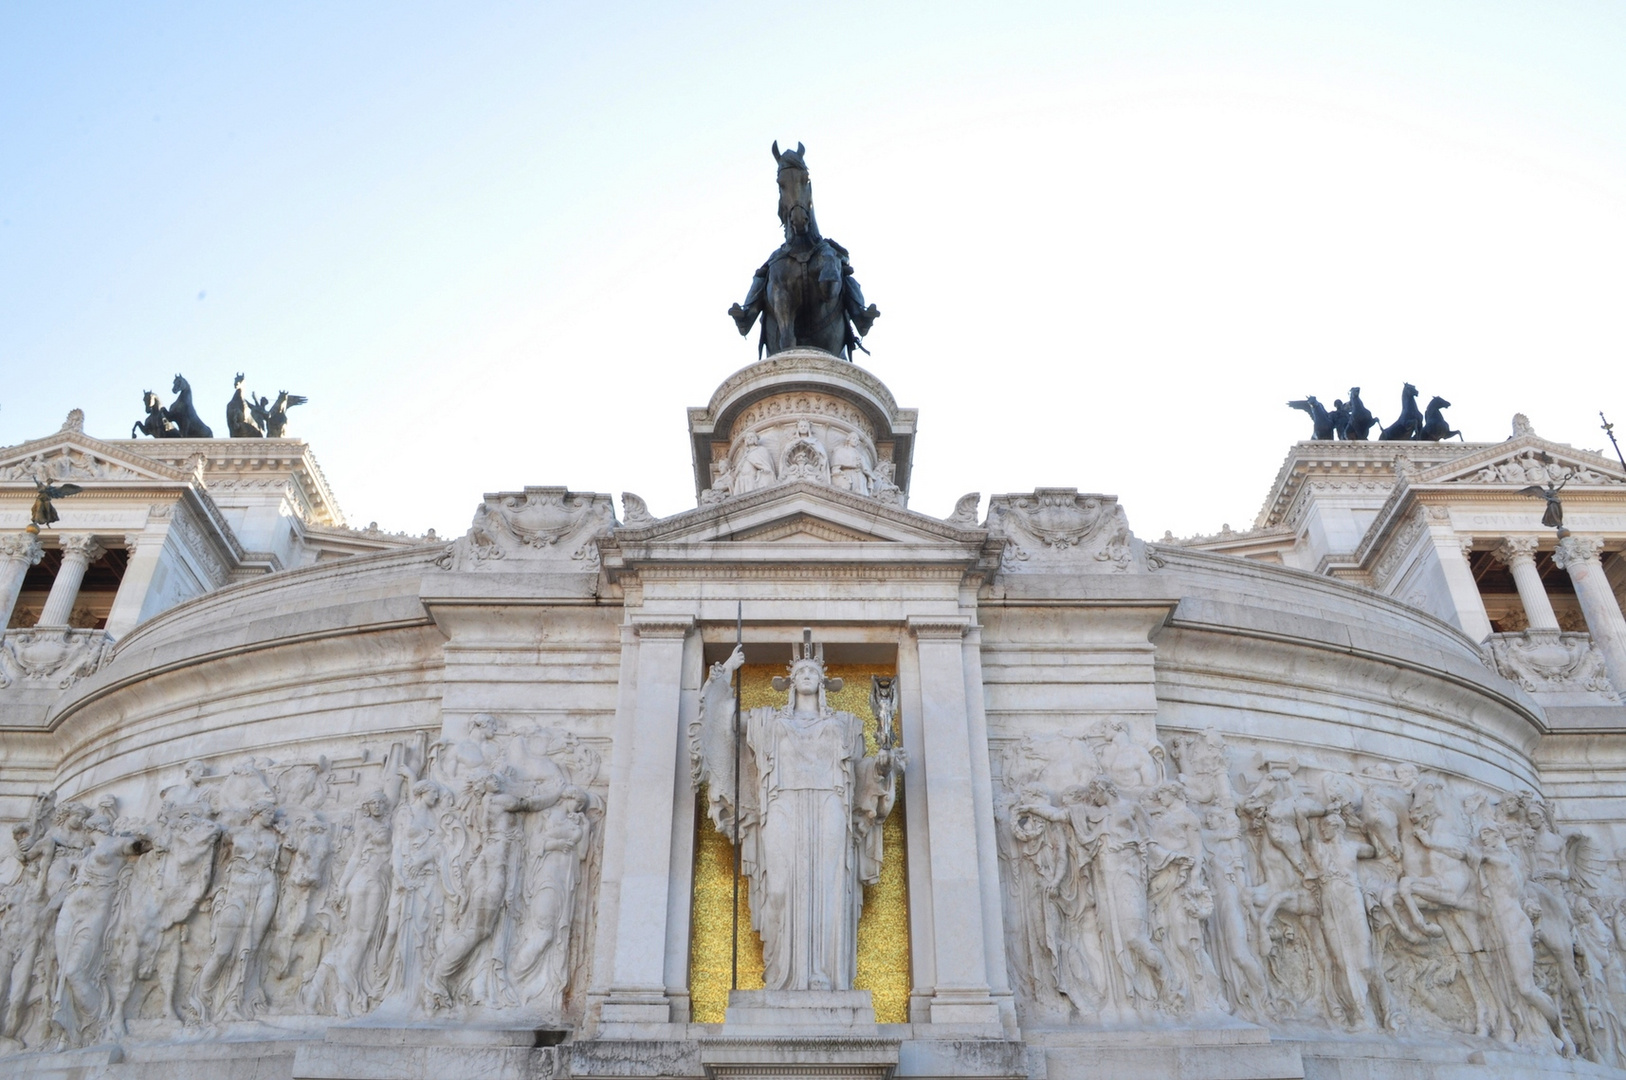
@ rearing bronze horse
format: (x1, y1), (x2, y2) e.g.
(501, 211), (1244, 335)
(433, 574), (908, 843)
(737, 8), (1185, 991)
(729, 142), (879, 361)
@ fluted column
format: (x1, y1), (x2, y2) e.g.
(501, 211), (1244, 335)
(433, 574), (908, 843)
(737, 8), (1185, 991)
(1494, 537), (1559, 631)
(37, 535), (104, 628)
(0, 534), (44, 627)
(1556, 535), (1626, 694)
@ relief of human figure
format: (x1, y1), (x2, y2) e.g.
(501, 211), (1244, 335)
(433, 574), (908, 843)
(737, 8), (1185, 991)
(513, 786), (591, 1015)
(1199, 806), (1271, 1020)
(104, 800), (222, 1033)
(1313, 808), (1392, 1031)
(1004, 786), (1101, 1015)
(827, 430), (870, 495)
(50, 806), (151, 1045)
(692, 636), (903, 992)
(308, 792), (393, 1016)
(1476, 825), (1572, 1055)
(1020, 777), (1169, 1019)
(1517, 797), (1597, 1055)
(429, 772), (556, 1009)
(189, 801), (289, 1022)
(733, 432), (778, 494)
(1145, 781), (1223, 1016)
(379, 779), (449, 1013)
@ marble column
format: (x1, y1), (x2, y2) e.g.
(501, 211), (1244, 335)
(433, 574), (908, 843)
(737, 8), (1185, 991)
(908, 616), (1001, 1026)
(1494, 537), (1559, 631)
(1556, 536), (1626, 695)
(36, 536), (104, 628)
(598, 615), (693, 1025)
(0, 534), (45, 628)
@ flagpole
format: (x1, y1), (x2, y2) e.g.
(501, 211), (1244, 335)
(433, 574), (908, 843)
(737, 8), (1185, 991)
(731, 600), (743, 993)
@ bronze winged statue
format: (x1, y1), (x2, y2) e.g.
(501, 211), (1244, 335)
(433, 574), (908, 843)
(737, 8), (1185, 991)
(728, 142), (879, 361)
(1518, 453), (1567, 530)
(29, 478), (84, 532)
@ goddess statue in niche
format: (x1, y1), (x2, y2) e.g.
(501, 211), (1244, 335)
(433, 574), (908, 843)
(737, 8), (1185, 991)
(692, 633), (904, 991)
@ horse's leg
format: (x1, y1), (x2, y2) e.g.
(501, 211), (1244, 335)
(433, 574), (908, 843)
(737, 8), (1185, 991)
(767, 271), (796, 352)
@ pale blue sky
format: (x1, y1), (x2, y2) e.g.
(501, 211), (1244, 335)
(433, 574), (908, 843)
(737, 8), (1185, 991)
(5, 4), (1626, 537)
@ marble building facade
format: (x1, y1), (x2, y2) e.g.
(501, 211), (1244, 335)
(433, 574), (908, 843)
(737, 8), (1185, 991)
(3, 352), (1626, 1079)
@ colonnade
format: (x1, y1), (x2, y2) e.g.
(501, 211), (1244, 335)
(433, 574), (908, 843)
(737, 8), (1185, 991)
(0, 532), (121, 633)
(1461, 532), (1626, 695)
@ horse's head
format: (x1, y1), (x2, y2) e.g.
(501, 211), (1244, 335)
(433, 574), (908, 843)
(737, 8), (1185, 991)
(142, 390), (158, 409)
(172, 374), (187, 393)
(234, 372), (246, 389)
(1401, 382), (1417, 397)
(772, 140), (816, 239)
(1427, 396), (1451, 410)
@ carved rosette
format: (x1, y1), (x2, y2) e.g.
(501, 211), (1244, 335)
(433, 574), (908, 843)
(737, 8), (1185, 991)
(439, 487), (615, 572)
(985, 489), (1141, 573)
(1488, 629), (1619, 699)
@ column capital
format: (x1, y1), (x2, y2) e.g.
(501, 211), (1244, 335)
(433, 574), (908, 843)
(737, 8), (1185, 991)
(57, 535), (106, 563)
(629, 615), (695, 639)
(1555, 535), (1605, 570)
(1493, 536), (1540, 566)
(0, 534), (44, 565)
(907, 615), (971, 640)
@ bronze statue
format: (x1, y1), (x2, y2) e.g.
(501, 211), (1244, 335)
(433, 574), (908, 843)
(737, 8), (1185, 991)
(253, 391), (306, 438)
(1416, 396), (1461, 441)
(1344, 387), (1378, 441)
(1519, 454), (1567, 530)
(131, 391), (180, 439)
(1287, 396), (1337, 440)
(226, 374), (263, 438)
(165, 375), (214, 438)
(1379, 384), (1423, 442)
(30, 478), (84, 533)
(729, 142), (879, 361)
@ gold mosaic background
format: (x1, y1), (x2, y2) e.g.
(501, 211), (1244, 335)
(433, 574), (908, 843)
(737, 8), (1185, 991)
(689, 662), (910, 1023)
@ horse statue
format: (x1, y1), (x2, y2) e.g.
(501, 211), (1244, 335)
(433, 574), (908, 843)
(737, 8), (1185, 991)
(728, 142), (879, 361)
(131, 390), (179, 439)
(1416, 396), (1461, 441)
(1344, 386), (1378, 440)
(226, 373), (264, 438)
(253, 391), (308, 438)
(167, 374), (214, 438)
(1287, 396), (1336, 440)
(1379, 383), (1422, 441)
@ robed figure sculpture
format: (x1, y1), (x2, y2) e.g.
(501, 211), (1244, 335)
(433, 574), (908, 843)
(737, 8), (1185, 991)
(691, 635), (904, 991)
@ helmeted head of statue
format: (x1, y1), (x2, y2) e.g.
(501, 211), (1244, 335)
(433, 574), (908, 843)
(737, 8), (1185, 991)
(773, 628), (845, 705)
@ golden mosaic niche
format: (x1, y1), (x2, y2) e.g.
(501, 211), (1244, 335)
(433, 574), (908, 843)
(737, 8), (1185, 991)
(688, 662), (911, 1024)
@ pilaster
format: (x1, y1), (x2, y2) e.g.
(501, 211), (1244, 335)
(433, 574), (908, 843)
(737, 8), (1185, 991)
(104, 530), (168, 639)
(907, 615), (1001, 1026)
(597, 614), (695, 1025)
(1427, 529), (1491, 642)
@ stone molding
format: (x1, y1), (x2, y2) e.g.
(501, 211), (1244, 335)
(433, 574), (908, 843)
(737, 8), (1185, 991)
(630, 616), (696, 639)
(907, 616), (971, 640)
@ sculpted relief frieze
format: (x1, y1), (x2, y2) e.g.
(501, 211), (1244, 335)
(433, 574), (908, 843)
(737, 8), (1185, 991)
(701, 392), (903, 507)
(993, 724), (1626, 1066)
(0, 628), (113, 690)
(1488, 631), (1620, 700)
(0, 717), (603, 1054)
(437, 488), (615, 572)
(986, 490), (1141, 573)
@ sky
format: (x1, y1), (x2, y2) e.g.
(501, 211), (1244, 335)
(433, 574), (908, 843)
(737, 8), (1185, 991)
(4, 3), (1626, 540)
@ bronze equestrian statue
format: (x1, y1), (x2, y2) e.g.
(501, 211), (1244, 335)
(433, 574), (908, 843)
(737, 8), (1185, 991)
(729, 142), (879, 361)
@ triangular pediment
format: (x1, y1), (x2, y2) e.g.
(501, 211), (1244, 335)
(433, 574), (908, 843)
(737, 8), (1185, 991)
(1415, 434), (1625, 488)
(611, 481), (985, 547)
(0, 429), (194, 486)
